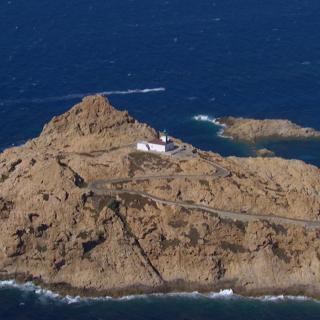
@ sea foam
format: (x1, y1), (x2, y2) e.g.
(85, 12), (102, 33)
(0, 280), (317, 304)
(193, 114), (224, 126)
(193, 114), (229, 139)
(260, 294), (311, 302)
(208, 289), (235, 299)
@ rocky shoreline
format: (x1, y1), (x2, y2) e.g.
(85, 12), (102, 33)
(217, 116), (320, 142)
(2, 272), (320, 301)
(1, 96), (320, 299)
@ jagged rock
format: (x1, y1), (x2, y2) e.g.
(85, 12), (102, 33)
(217, 116), (320, 142)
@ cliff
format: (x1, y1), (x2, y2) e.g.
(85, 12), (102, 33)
(217, 116), (320, 142)
(0, 96), (320, 298)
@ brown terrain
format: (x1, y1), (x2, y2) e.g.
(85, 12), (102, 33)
(217, 116), (320, 142)
(0, 95), (320, 298)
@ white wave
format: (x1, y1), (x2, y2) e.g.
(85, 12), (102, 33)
(0, 280), (63, 302)
(193, 114), (214, 122)
(0, 87), (166, 105)
(208, 289), (235, 299)
(217, 128), (231, 139)
(0, 280), (97, 305)
(63, 295), (83, 304)
(0, 280), (35, 291)
(0, 280), (63, 300)
(193, 114), (230, 139)
(35, 287), (60, 300)
(193, 114), (225, 126)
(0, 280), (18, 288)
(259, 294), (311, 302)
(0, 280), (318, 304)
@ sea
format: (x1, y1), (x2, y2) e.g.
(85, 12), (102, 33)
(1, 0), (320, 318)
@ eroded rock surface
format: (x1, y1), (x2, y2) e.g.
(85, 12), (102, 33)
(0, 96), (320, 298)
(217, 116), (320, 142)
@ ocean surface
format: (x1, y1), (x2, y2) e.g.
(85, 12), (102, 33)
(1, 0), (320, 318)
(1, 282), (320, 320)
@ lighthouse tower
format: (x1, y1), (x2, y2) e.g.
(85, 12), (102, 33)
(136, 129), (175, 153)
(160, 130), (169, 143)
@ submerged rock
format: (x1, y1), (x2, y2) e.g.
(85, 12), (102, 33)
(255, 148), (275, 157)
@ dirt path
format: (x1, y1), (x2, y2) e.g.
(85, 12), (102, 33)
(87, 152), (320, 230)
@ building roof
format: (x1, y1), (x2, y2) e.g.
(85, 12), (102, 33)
(149, 138), (166, 146)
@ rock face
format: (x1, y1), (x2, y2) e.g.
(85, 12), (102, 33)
(0, 95), (320, 298)
(217, 116), (320, 142)
(32, 95), (157, 152)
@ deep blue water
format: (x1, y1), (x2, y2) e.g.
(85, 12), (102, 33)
(1, 0), (320, 318)
(1, 0), (320, 164)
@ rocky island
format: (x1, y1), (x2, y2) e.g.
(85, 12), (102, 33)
(1, 96), (320, 298)
(217, 116), (320, 142)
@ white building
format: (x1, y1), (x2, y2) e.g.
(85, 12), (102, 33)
(137, 134), (175, 153)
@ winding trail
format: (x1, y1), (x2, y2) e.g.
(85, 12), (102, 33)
(87, 151), (320, 230)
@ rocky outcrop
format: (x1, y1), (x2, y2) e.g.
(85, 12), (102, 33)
(29, 95), (157, 152)
(0, 96), (320, 298)
(255, 148), (275, 157)
(217, 116), (320, 142)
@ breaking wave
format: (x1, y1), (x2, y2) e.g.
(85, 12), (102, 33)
(0, 281), (317, 304)
(260, 295), (311, 302)
(0, 280), (60, 300)
(193, 114), (224, 126)
(0, 87), (166, 105)
(193, 114), (229, 139)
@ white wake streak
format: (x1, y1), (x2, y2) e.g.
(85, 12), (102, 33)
(0, 87), (166, 105)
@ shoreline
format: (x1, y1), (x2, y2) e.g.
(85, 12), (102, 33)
(193, 114), (320, 143)
(1, 273), (320, 302)
(192, 115), (231, 140)
(216, 116), (320, 143)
